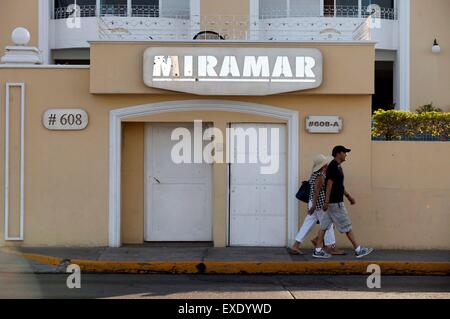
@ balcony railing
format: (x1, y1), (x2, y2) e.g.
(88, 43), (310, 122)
(54, 5), (96, 19)
(132, 5), (160, 17)
(260, 5), (397, 20)
(100, 4), (128, 17)
(54, 4), (189, 19)
(54, 4), (397, 21)
(52, 4), (396, 42)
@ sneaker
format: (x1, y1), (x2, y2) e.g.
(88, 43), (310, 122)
(355, 247), (374, 259)
(312, 249), (332, 259)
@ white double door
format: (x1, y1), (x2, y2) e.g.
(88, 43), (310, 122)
(145, 123), (213, 242)
(229, 123), (287, 247)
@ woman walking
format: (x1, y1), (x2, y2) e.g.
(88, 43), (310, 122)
(289, 154), (344, 255)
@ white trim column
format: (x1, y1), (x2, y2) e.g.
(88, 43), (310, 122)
(38, 0), (51, 64)
(127, 0), (132, 16)
(396, 0), (410, 110)
(96, 0), (101, 16)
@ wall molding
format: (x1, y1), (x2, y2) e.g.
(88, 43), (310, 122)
(4, 83), (25, 241)
(108, 100), (299, 248)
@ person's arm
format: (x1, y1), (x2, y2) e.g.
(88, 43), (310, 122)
(344, 190), (356, 205)
(323, 179), (333, 211)
(309, 175), (324, 214)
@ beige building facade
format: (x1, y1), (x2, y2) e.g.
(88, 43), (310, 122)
(0, 1), (449, 249)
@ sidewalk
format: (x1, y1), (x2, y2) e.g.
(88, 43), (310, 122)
(1, 245), (450, 276)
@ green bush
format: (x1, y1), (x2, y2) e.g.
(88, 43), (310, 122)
(416, 102), (443, 114)
(372, 109), (450, 141)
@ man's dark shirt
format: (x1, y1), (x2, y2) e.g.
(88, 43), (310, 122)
(325, 159), (345, 203)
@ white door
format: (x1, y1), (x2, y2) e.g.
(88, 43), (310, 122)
(229, 124), (287, 247)
(145, 123), (213, 241)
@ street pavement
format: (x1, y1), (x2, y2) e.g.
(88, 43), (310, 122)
(0, 273), (449, 299)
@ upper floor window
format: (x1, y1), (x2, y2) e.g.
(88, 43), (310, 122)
(325, 0), (359, 17)
(132, 0), (159, 17)
(101, 0), (127, 16)
(259, 0), (396, 19)
(361, 0), (395, 18)
(362, 0), (394, 9)
(54, 0), (190, 19)
(259, 0), (325, 18)
(54, 0), (96, 19)
(131, 0), (190, 18)
(290, 0), (321, 17)
(159, 0), (190, 18)
(259, 0), (287, 18)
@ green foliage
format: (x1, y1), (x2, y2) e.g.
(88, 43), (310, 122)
(372, 109), (450, 141)
(416, 102), (443, 114)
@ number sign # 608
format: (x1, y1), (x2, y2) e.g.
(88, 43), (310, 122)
(43, 109), (89, 131)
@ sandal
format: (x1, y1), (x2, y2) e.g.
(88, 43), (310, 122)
(324, 245), (346, 256)
(287, 247), (304, 255)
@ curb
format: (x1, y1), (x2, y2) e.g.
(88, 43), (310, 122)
(17, 252), (450, 276)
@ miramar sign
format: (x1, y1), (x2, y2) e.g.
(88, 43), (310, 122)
(143, 47), (323, 95)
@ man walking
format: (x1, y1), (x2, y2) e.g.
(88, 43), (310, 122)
(313, 146), (374, 259)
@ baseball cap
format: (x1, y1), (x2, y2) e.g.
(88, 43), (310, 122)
(332, 145), (351, 157)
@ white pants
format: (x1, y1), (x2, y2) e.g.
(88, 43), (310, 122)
(294, 202), (336, 246)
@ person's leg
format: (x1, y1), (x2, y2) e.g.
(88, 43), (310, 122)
(345, 230), (359, 249)
(324, 224), (336, 247)
(330, 203), (373, 257)
(331, 204), (358, 249)
(292, 213), (317, 250)
(315, 229), (326, 249)
(314, 210), (333, 254)
(347, 229), (374, 257)
(322, 224), (347, 255)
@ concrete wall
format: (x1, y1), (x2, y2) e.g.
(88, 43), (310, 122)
(369, 142), (450, 249)
(0, 0), (39, 51)
(410, 0), (450, 111)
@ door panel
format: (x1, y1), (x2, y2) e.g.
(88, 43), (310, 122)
(229, 123), (287, 247)
(150, 184), (210, 241)
(145, 123), (212, 242)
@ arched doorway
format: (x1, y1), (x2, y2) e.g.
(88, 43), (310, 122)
(109, 100), (299, 247)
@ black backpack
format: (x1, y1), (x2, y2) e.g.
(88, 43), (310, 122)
(295, 181), (310, 203)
